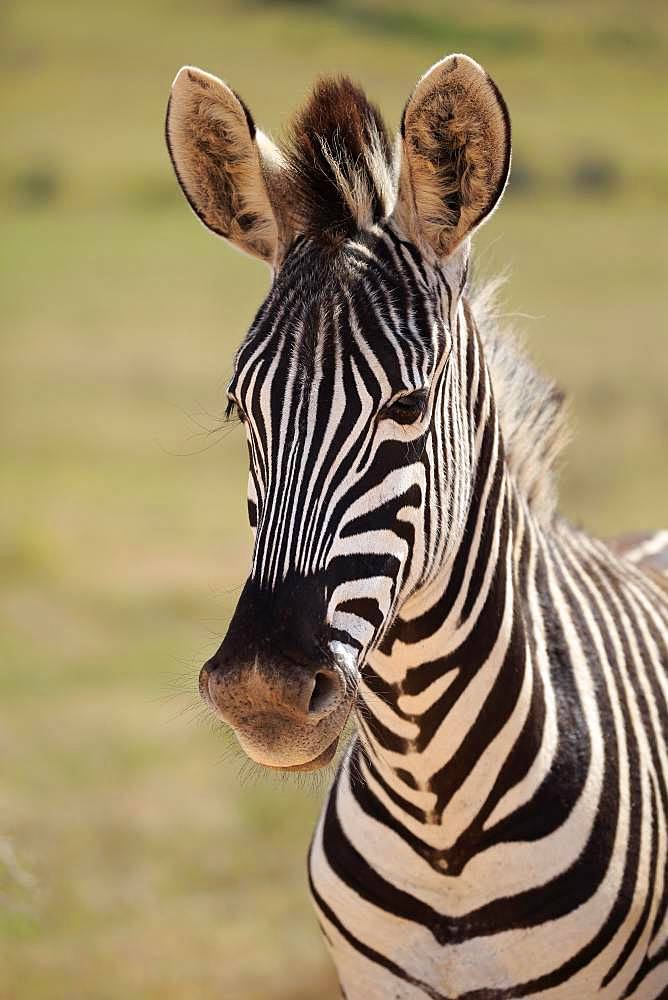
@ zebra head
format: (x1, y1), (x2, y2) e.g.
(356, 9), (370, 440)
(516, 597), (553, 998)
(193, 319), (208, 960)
(166, 54), (511, 771)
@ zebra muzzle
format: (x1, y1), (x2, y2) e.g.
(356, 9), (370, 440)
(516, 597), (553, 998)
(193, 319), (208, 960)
(198, 575), (356, 770)
(199, 659), (350, 771)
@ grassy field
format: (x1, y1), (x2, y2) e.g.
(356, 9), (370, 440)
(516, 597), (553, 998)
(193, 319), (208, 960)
(1, 1), (667, 998)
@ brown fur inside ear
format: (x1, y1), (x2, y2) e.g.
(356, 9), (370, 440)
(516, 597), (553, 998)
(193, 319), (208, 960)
(395, 54), (511, 259)
(280, 77), (394, 239)
(166, 67), (278, 263)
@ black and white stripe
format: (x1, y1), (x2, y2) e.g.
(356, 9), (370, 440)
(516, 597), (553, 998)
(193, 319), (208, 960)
(228, 226), (668, 998)
(166, 53), (668, 999)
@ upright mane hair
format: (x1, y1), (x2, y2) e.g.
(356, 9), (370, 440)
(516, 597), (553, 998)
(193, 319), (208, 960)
(470, 279), (570, 525)
(280, 76), (569, 525)
(280, 76), (395, 238)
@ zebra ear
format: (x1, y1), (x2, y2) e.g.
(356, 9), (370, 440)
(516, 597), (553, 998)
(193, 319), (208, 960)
(393, 54), (511, 261)
(166, 66), (288, 265)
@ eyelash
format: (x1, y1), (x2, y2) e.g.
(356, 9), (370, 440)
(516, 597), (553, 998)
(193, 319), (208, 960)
(381, 390), (428, 425)
(225, 398), (245, 423)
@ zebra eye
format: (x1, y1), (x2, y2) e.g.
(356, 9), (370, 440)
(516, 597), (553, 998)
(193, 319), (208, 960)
(382, 390), (428, 425)
(225, 398), (245, 423)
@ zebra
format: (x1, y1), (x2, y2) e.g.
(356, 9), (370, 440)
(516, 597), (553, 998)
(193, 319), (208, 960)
(165, 53), (668, 998)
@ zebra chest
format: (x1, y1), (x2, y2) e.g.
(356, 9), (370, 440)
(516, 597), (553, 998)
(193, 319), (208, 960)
(308, 765), (664, 999)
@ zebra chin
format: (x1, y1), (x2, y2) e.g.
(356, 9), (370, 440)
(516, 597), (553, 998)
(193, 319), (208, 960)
(235, 729), (341, 773)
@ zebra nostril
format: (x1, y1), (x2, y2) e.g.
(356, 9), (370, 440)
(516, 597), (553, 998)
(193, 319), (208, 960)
(308, 669), (342, 717)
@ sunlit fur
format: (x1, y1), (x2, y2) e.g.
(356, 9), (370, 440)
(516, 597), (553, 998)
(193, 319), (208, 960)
(166, 53), (668, 999)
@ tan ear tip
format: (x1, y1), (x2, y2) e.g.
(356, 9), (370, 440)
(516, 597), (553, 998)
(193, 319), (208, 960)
(171, 66), (195, 91)
(414, 52), (488, 97)
(171, 65), (221, 95)
(440, 52), (487, 80)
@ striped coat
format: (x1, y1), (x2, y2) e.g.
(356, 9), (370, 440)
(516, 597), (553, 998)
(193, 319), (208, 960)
(165, 50), (668, 999)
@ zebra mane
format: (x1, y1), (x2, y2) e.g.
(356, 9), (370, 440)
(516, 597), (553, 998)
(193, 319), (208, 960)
(278, 79), (568, 523)
(280, 76), (395, 239)
(470, 277), (571, 525)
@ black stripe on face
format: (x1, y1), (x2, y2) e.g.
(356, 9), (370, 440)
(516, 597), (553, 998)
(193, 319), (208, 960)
(228, 225), (462, 648)
(246, 497), (258, 531)
(336, 598), (385, 631)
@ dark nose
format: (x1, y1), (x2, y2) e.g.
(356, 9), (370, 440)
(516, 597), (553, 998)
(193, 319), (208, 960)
(201, 574), (345, 723)
(202, 657), (343, 723)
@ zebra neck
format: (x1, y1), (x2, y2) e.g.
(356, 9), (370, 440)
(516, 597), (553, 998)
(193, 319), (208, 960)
(352, 415), (548, 874)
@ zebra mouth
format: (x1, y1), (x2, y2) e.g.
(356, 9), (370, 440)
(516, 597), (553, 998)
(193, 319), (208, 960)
(264, 737), (339, 772)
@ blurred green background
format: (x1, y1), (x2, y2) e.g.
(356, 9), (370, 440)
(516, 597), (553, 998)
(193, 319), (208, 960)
(1, 1), (666, 997)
